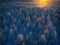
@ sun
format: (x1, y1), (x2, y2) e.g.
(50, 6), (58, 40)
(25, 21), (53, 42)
(33, 0), (52, 8)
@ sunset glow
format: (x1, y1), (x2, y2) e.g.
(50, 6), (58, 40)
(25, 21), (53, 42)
(33, 0), (52, 8)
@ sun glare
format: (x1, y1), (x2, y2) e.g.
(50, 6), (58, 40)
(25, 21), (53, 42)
(33, 0), (52, 8)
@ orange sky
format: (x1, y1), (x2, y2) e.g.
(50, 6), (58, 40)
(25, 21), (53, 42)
(32, 0), (57, 8)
